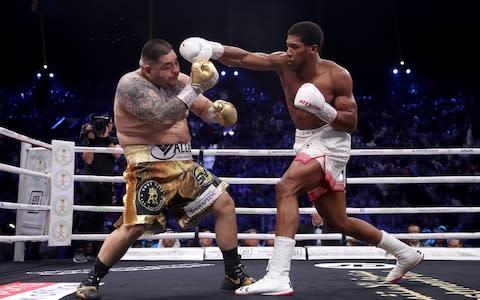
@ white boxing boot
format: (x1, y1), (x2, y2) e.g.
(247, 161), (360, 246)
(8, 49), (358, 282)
(377, 230), (424, 283)
(235, 236), (295, 296)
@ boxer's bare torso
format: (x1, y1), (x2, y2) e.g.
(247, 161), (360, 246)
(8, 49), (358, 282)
(113, 69), (192, 147)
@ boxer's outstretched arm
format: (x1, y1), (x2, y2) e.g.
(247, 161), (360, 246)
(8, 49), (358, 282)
(218, 46), (283, 72)
(179, 37), (283, 71)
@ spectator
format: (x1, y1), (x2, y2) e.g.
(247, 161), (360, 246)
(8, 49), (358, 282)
(405, 222), (423, 247)
(296, 211), (325, 246)
(433, 225), (448, 247)
(199, 228), (215, 247)
(447, 238), (463, 248)
(264, 231), (275, 247)
(241, 228), (261, 247)
(73, 114), (122, 263)
(158, 228), (181, 248)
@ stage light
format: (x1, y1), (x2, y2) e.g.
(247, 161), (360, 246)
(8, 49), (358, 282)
(36, 73), (42, 79)
(221, 70), (226, 76)
(233, 71), (239, 76)
(405, 68), (411, 74)
(392, 68), (399, 75)
(43, 64), (48, 69)
(51, 116), (66, 129)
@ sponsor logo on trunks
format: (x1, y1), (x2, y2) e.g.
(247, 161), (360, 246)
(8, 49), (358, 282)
(150, 144), (191, 160)
(183, 185), (221, 217)
(193, 166), (214, 187)
(138, 180), (165, 212)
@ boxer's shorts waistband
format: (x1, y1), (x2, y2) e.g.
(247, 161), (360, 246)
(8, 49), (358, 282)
(295, 124), (329, 138)
(124, 144), (193, 164)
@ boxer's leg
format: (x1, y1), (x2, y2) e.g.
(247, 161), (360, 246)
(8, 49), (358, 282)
(210, 192), (256, 289)
(76, 224), (145, 300)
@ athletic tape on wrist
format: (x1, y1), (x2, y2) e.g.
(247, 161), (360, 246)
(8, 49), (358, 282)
(206, 106), (218, 123)
(319, 103), (337, 124)
(177, 85), (199, 108)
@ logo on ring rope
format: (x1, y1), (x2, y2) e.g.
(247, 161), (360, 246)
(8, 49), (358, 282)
(138, 180), (165, 212)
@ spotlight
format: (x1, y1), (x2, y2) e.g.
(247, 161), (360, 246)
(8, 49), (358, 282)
(392, 68), (399, 75)
(36, 73), (42, 79)
(51, 116), (66, 129)
(43, 64), (48, 69)
(233, 71), (239, 76)
(405, 68), (411, 74)
(221, 70), (226, 76)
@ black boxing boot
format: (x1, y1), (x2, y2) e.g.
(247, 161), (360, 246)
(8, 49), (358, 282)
(221, 249), (255, 290)
(76, 258), (110, 299)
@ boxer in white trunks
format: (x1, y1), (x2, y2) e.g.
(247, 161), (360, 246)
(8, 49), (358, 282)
(180, 21), (424, 296)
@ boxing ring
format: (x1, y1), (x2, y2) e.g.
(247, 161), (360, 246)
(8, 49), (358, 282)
(0, 126), (479, 299)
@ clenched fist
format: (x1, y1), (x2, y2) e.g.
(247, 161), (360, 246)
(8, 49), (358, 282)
(211, 100), (238, 127)
(191, 60), (219, 93)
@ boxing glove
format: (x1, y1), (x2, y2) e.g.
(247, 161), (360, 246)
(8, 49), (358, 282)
(180, 37), (224, 63)
(177, 60), (219, 108)
(191, 60), (219, 92)
(294, 83), (337, 123)
(208, 100), (238, 127)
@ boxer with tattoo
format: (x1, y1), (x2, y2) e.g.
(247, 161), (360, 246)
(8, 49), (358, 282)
(76, 38), (253, 299)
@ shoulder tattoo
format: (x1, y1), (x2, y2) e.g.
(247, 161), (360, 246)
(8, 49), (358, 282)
(115, 75), (187, 126)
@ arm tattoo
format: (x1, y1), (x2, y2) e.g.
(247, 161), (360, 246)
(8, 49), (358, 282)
(116, 75), (187, 126)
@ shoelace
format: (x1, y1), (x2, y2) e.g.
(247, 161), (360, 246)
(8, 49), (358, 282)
(82, 274), (100, 287)
(234, 264), (249, 280)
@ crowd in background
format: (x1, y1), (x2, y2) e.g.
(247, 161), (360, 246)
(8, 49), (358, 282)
(0, 70), (479, 261)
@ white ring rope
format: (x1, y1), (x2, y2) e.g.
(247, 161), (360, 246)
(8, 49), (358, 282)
(73, 145), (480, 156)
(2, 202), (480, 215)
(74, 174), (480, 184)
(0, 162), (50, 179)
(2, 232), (480, 244)
(1, 167), (478, 185)
(1, 127), (480, 258)
(0, 127), (52, 149)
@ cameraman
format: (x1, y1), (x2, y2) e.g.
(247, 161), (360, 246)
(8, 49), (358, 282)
(74, 114), (122, 263)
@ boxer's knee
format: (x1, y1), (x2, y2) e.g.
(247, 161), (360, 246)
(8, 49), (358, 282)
(122, 224), (146, 240)
(275, 176), (298, 198)
(211, 192), (236, 216)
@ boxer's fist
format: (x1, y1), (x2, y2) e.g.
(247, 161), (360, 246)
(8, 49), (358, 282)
(294, 83), (337, 123)
(191, 60), (219, 92)
(211, 100), (237, 127)
(180, 37), (224, 63)
(179, 37), (212, 63)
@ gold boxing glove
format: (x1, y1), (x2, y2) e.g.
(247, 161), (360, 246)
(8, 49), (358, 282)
(209, 100), (238, 127)
(191, 60), (219, 93)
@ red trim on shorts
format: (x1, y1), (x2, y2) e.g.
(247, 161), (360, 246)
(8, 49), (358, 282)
(294, 152), (318, 164)
(295, 152), (345, 201)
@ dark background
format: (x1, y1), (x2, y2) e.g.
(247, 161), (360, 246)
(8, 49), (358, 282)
(1, 0), (479, 100)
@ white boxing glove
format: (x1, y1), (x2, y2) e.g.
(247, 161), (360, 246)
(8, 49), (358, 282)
(179, 37), (224, 63)
(294, 83), (337, 123)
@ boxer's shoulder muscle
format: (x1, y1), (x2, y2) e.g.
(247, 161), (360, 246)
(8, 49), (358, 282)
(115, 72), (186, 126)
